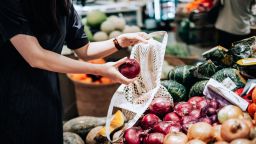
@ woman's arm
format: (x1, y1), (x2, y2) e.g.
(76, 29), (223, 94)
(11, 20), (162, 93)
(74, 32), (149, 61)
(11, 34), (133, 84)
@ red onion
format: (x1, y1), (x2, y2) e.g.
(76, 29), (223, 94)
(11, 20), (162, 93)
(188, 96), (205, 109)
(182, 116), (197, 124)
(163, 112), (181, 122)
(118, 58), (140, 79)
(166, 124), (181, 134)
(209, 114), (218, 124)
(140, 114), (161, 130)
(189, 109), (201, 119)
(182, 120), (198, 134)
(199, 117), (212, 125)
(149, 97), (171, 117)
(153, 121), (181, 135)
(174, 102), (193, 117)
(196, 99), (209, 110)
(206, 107), (217, 116)
(143, 132), (164, 144)
(209, 99), (219, 109)
(124, 127), (143, 144)
(152, 121), (172, 135)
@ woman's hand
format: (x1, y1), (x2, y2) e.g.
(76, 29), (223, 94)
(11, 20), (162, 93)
(117, 32), (150, 48)
(99, 57), (135, 85)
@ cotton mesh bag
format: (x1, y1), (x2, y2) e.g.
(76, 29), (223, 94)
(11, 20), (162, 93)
(105, 31), (173, 142)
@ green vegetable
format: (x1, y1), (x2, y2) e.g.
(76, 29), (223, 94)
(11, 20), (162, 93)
(230, 43), (252, 62)
(237, 58), (256, 78)
(189, 80), (208, 97)
(189, 60), (219, 79)
(86, 10), (107, 28)
(84, 25), (93, 41)
(161, 80), (187, 102)
(211, 68), (246, 90)
(202, 46), (233, 67)
(165, 43), (189, 57)
(168, 65), (195, 86)
(232, 36), (256, 47)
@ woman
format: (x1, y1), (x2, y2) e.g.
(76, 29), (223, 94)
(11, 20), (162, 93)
(0, 0), (148, 144)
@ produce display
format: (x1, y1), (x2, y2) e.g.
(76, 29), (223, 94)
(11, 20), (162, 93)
(63, 37), (256, 144)
(82, 10), (141, 42)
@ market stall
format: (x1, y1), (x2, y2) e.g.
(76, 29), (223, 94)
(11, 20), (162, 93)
(1, 0), (255, 144)
(59, 1), (256, 144)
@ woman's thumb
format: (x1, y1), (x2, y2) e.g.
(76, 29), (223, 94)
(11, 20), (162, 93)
(115, 57), (128, 67)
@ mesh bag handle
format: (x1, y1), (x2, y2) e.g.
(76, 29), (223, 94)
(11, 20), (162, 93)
(105, 31), (172, 142)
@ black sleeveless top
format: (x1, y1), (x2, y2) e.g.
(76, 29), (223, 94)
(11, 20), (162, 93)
(0, 1), (88, 144)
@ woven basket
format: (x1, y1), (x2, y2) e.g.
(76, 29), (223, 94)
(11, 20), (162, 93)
(67, 74), (120, 116)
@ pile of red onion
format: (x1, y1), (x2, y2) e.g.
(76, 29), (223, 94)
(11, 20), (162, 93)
(123, 96), (221, 144)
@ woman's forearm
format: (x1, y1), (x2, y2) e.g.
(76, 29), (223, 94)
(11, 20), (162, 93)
(11, 34), (103, 74)
(75, 32), (148, 61)
(75, 39), (118, 61)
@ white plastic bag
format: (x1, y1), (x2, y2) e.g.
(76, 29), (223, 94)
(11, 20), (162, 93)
(105, 31), (173, 142)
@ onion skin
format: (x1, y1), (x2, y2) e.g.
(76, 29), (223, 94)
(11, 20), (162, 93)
(163, 132), (188, 144)
(152, 121), (178, 135)
(124, 127), (143, 144)
(118, 58), (140, 79)
(143, 132), (164, 144)
(196, 99), (209, 110)
(206, 107), (217, 116)
(182, 120), (198, 134)
(209, 114), (218, 124)
(214, 142), (229, 144)
(187, 122), (214, 143)
(174, 102), (193, 117)
(221, 119), (250, 142)
(189, 109), (201, 119)
(213, 125), (224, 142)
(188, 96), (205, 109)
(217, 105), (243, 124)
(165, 124), (181, 134)
(199, 117), (212, 125)
(140, 114), (161, 130)
(230, 139), (252, 144)
(163, 112), (181, 122)
(149, 97), (171, 117)
(209, 99), (219, 109)
(186, 139), (206, 144)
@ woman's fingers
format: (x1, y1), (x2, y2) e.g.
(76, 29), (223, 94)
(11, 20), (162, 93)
(114, 57), (128, 67)
(138, 32), (151, 40)
(135, 35), (148, 44)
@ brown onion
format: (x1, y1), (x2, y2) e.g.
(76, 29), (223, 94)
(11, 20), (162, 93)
(213, 125), (224, 142)
(217, 105), (243, 124)
(230, 139), (252, 144)
(214, 142), (229, 144)
(163, 132), (188, 144)
(187, 122), (214, 143)
(186, 139), (206, 144)
(221, 118), (250, 142)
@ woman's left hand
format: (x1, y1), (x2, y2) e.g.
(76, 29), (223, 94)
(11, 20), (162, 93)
(117, 32), (150, 48)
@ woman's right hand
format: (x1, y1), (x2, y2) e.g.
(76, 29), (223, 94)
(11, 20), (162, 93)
(99, 57), (135, 85)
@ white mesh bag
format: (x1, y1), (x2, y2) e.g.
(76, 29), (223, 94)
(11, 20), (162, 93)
(105, 31), (173, 142)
